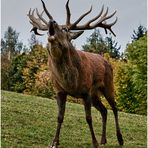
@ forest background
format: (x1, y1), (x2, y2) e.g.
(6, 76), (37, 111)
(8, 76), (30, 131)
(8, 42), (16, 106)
(1, 25), (147, 115)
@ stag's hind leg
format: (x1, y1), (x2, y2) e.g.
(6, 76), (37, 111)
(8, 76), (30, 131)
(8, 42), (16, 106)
(50, 92), (67, 148)
(92, 95), (107, 145)
(102, 89), (124, 146)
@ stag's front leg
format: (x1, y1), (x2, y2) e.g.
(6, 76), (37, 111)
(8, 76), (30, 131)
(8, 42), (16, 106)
(83, 95), (99, 148)
(50, 92), (67, 148)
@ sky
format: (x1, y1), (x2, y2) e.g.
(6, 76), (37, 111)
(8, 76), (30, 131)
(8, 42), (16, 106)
(1, 0), (147, 52)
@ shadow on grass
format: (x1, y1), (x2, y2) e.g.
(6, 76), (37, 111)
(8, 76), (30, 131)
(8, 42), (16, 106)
(57, 142), (124, 148)
(58, 142), (92, 148)
(100, 145), (123, 148)
(58, 143), (146, 148)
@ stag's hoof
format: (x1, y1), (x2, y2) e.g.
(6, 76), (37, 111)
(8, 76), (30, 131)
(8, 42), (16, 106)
(50, 143), (58, 148)
(50, 146), (56, 148)
(117, 132), (124, 145)
(49, 140), (59, 148)
(50, 146), (57, 148)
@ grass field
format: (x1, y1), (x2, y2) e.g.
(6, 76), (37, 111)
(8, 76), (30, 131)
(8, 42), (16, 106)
(1, 91), (147, 148)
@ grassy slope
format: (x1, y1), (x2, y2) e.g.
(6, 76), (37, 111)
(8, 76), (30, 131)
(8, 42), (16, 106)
(1, 91), (147, 148)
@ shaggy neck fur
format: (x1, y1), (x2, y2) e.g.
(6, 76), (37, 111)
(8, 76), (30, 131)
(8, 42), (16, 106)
(47, 40), (81, 94)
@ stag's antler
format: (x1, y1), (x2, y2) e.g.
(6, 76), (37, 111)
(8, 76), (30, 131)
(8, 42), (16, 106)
(65, 0), (117, 36)
(28, 0), (117, 36)
(27, 0), (53, 35)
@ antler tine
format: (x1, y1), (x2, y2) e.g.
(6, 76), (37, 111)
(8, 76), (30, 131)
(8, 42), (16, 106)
(102, 7), (109, 18)
(70, 6), (92, 29)
(108, 16), (118, 27)
(66, 0), (71, 26)
(32, 9), (36, 17)
(28, 9), (38, 27)
(100, 10), (117, 23)
(92, 7), (109, 25)
(41, 0), (53, 20)
(97, 16), (118, 36)
(27, 9), (48, 31)
(104, 17), (118, 36)
(36, 9), (48, 25)
(85, 5), (104, 27)
(28, 8), (31, 16)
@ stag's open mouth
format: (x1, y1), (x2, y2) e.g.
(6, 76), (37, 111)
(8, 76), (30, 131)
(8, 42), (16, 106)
(49, 22), (55, 36)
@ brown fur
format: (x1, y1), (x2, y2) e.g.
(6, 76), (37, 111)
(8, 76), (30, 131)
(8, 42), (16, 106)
(49, 48), (113, 98)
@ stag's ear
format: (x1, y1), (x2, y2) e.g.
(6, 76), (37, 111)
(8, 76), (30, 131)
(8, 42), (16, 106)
(69, 31), (84, 40)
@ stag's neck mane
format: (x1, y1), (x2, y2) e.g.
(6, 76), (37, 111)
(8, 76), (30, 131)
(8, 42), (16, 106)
(48, 41), (81, 68)
(48, 41), (82, 93)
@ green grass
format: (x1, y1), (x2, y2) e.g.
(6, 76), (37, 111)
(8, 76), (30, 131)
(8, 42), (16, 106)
(1, 91), (147, 148)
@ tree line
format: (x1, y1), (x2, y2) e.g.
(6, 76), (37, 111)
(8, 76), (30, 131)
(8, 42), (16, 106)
(1, 25), (147, 115)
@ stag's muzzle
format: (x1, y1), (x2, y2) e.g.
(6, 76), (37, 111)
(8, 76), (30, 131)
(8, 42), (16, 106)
(48, 20), (56, 36)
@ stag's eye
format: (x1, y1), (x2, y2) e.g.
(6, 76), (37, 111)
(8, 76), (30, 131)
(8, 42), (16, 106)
(62, 28), (68, 32)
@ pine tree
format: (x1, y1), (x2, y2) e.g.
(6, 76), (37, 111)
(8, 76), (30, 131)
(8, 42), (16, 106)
(82, 29), (121, 58)
(28, 33), (39, 49)
(131, 25), (146, 41)
(1, 26), (23, 60)
(1, 26), (25, 90)
(105, 34), (121, 59)
(82, 29), (108, 54)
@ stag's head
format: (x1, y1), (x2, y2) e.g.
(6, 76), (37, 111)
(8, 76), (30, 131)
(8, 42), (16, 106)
(28, 0), (117, 47)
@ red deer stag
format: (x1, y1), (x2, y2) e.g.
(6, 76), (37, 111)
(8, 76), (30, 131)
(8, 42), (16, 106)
(28, 0), (123, 147)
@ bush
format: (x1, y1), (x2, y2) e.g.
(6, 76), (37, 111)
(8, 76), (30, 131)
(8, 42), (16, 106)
(33, 70), (55, 98)
(115, 35), (147, 115)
